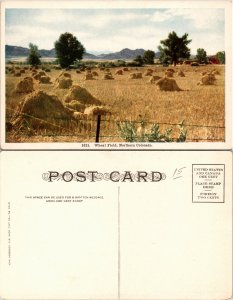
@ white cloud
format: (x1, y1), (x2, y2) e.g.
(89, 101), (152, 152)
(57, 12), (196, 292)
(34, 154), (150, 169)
(84, 26), (168, 52)
(166, 8), (224, 29)
(149, 8), (224, 31)
(6, 22), (96, 49)
(34, 10), (73, 24)
(5, 8), (225, 53)
(150, 11), (172, 22)
(191, 32), (224, 55)
(84, 34), (153, 52)
(6, 25), (59, 48)
(33, 10), (150, 29)
(114, 25), (168, 50)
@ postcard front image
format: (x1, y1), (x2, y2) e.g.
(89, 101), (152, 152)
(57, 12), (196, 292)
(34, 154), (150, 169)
(0, 0), (232, 149)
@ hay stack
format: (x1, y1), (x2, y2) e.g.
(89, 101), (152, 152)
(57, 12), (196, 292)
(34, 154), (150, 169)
(65, 100), (86, 112)
(39, 76), (51, 84)
(156, 77), (182, 91)
(165, 70), (173, 77)
(76, 70), (81, 74)
(63, 72), (71, 78)
(123, 67), (129, 71)
(15, 77), (34, 94)
(135, 73), (143, 79)
(211, 70), (220, 75)
(73, 111), (88, 120)
(144, 70), (153, 76)
(178, 70), (185, 77)
(129, 72), (142, 79)
(38, 71), (46, 77)
(198, 74), (216, 85)
(83, 73), (95, 80)
(14, 72), (21, 77)
(56, 77), (73, 89)
(33, 73), (41, 80)
(12, 91), (73, 129)
(92, 71), (99, 76)
(99, 67), (105, 71)
(64, 85), (101, 105)
(34, 71), (46, 80)
(20, 69), (26, 74)
(166, 68), (175, 73)
(84, 105), (111, 117)
(103, 73), (114, 80)
(55, 72), (73, 88)
(129, 73), (137, 79)
(149, 75), (162, 84)
(115, 70), (123, 75)
(201, 71), (207, 76)
(58, 71), (71, 78)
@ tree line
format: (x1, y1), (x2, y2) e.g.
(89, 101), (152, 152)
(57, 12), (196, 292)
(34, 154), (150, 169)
(27, 31), (226, 67)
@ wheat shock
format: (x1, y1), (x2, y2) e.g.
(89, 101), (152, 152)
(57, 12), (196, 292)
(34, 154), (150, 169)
(46, 171), (165, 183)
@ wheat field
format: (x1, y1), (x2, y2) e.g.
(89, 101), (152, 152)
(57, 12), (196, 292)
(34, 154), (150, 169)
(5, 64), (225, 143)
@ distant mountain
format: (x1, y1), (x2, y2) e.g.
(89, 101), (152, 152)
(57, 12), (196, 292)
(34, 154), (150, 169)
(5, 45), (160, 60)
(98, 48), (146, 60)
(83, 52), (99, 59)
(5, 45), (29, 57)
(5, 45), (56, 58)
(38, 48), (56, 57)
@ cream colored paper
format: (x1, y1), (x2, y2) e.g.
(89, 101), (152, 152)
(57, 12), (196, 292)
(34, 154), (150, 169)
(0, 151), (232, 299)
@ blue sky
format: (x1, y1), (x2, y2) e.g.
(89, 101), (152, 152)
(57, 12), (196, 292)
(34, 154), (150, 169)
(5, 8), (225, 55)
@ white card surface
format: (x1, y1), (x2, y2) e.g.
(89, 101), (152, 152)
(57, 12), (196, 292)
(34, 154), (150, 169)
(0, 151), (232, 299)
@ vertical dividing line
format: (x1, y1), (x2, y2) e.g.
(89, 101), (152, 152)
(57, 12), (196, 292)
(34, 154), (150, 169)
(118, 186), (120, 300)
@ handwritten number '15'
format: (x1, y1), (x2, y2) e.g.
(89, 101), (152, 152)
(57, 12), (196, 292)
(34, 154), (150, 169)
(173, 167), (186, 179)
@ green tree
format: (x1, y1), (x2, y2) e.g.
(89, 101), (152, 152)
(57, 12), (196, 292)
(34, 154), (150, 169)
(27, 43), (41, 66)
(158, 31), (192, 66)
(216, 51), (225, 64)
(54, 32), (85, 68)
(134, 55), (144, 66)
(196, 48), (207, 64)
(143, 50), (155, 64)
(158, 51), (170, 65)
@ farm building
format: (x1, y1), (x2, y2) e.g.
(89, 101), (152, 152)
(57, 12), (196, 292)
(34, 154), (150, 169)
(208, 56), (220, 64)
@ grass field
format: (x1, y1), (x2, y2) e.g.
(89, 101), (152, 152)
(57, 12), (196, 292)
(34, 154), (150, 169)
(5, 64), (225, 143)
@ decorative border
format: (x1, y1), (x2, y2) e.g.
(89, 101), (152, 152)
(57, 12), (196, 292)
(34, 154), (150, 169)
(192, 164), (225, 203)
